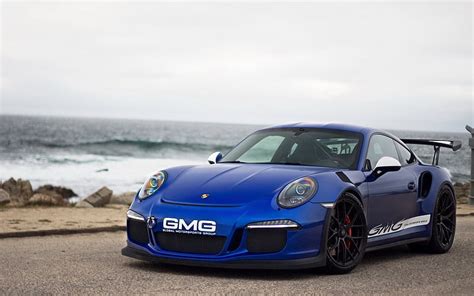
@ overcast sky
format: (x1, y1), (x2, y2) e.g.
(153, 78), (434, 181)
(1, 1), (472, 132)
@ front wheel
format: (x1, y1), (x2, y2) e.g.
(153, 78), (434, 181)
(324, 193), (367, 274)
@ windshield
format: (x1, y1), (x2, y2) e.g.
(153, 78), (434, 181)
(220, 128), (363, 169)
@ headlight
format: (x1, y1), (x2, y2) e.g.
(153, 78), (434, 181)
(277, 177), (317, 208)
(138, 171), (167, 200)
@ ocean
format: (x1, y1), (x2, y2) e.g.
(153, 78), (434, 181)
(0, 115), (470, 199)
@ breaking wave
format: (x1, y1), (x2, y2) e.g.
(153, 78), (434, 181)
(7, 138), (235, 159)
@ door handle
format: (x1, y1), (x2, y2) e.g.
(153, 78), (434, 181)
(407, 182), (416, 191)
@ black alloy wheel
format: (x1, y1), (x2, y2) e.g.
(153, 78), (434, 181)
(409, 185), (456, 253)
(325, 193), (367, 274)
(435, 187), (456, 248)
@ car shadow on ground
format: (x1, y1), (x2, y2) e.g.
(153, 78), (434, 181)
(123, 245), (435, 280)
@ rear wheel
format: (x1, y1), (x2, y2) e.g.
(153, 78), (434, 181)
(409, 185), (456, 253)
(324, 193), (367, 274)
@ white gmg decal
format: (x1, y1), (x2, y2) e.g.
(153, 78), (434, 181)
(368, 214), (431, 238)
(162, 217), (217, 235)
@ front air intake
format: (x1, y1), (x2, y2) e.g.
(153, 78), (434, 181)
(127, 219), (149, 244)
(246, 228), (287, 253)
(155, 232), (226, 255)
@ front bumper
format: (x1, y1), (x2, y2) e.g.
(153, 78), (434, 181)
(123, 198), (330, 269)
(121, 245), (326, 269)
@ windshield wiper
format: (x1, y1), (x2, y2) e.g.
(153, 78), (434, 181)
(220, 161), (308, 166)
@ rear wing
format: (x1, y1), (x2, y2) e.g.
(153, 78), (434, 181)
(401, 139), (462, 165)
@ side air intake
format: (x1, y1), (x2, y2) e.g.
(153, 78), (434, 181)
(418, 171), (432, 198)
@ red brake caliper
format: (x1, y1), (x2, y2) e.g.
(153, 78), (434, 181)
(344, 215), (352, 248)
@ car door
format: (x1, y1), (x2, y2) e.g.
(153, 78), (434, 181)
(365, 134), (418, 238)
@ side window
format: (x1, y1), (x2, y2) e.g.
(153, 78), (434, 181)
(395, 141), (416, 166)
(366, 135), (399, 170)
(238, 136), (285, 163)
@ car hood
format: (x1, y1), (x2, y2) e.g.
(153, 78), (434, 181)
(159, 163), (336, 206)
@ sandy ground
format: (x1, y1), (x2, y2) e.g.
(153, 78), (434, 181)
(0, 205), (128, 235)
(456, 204), (474, 216)
(0, 204), (473, 236)
(0, 217), (473, 295)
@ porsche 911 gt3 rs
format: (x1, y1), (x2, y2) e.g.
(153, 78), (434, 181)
(122, 123), (461, 273)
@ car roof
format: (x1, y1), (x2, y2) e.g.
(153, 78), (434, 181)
(262, 122), (377, 136)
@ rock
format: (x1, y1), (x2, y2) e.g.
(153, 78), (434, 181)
(110, 192), (136, 205)
(83, 186), (113, 207)
(454, 182), (470, 204)
(28, 193), (66, 206)
(0, 189), (10, 205)
(0, 178), (33, 203)
(75, 200), (94, 208)
(34, 185), (77, 199)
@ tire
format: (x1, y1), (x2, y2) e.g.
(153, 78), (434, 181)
(324, 192), (367, 274)
(408, 185), (456, 253)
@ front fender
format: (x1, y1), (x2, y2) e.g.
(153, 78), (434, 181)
(310, 170), (368, 207)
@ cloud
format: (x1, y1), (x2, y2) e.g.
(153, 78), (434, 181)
(1, 1), (472, 131)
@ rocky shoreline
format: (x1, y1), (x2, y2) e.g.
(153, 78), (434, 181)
(0, 177), (135, 208)
(0, 177), (472, 208)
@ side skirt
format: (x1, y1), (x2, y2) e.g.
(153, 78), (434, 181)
(366, 237), (429, 252)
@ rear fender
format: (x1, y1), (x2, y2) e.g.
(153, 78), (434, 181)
(409, 165), (453, 238)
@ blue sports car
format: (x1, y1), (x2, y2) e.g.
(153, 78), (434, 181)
(122, 123), (461, 273)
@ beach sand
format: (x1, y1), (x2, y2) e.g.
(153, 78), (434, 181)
(0, 205), (127, 237)
(0, 203), (473, 238)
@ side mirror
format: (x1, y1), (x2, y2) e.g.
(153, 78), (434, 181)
(373, 156), (401, 175)
(208, 152), (223, 164)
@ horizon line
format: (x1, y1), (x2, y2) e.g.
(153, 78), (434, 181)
(0, 112), (470, 134)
